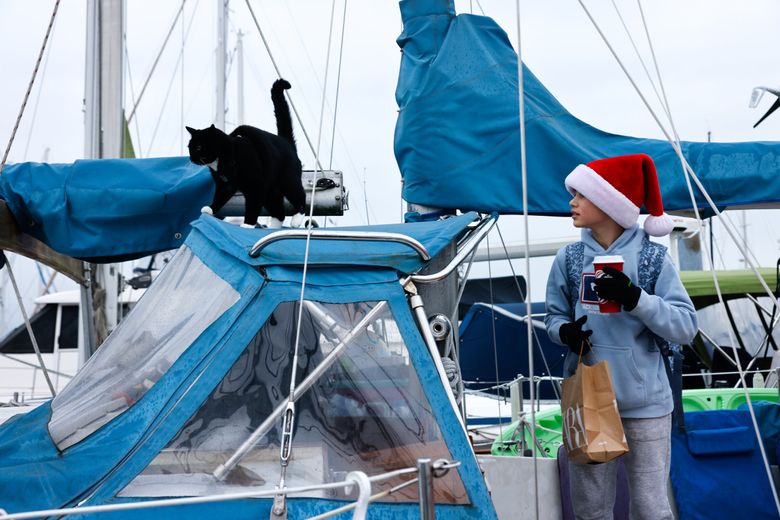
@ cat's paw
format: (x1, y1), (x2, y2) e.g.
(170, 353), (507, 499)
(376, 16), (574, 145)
(201, 206), (214, 215)
(240, 223), (255, 229)
(289, 213), (305, 228)
(267, 217), (284, 229)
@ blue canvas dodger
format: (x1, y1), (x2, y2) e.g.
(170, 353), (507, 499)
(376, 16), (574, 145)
(0, 215), (497, 519)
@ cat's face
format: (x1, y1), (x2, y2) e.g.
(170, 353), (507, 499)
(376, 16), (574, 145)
(186, 125), (222, 165)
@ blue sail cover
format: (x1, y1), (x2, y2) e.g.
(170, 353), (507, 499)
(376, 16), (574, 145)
(0, 157), (213, 261)
(395, 0), (780, 215)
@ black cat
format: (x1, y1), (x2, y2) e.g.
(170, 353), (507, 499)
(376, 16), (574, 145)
(186, 79), (306, 228)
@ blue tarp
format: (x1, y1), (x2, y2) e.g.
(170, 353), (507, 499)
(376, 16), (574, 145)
(0, 157), (213, 261)
(459, 302), (564, 400)
(190, 210), (480, 274)
(670, 410), (779, 520)
(395, 0), (780, 216)
(0, 216), (497, 519)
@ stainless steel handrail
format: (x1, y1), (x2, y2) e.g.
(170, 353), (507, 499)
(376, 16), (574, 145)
(408, 213), (498, 284)
(249, 229), (431, 260)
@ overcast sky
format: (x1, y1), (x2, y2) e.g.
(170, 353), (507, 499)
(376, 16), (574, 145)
(1, 0), (780, 324)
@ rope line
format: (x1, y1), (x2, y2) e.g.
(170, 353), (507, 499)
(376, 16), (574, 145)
(0, 0), (61, 176)
(126, 0), (187, 124)
(577, 0), (780, 513)
(485, 234), (505, 441)
(272, 0), (339, 497)
(244, 0), (324, 173)
(328, 0), (348, 170)
(608, 0), (672, 125)
(634, 0), (780, 510)
(495, 225), (559, 400)
(144, 2), (197, 157)
(515, 3), (540, 517)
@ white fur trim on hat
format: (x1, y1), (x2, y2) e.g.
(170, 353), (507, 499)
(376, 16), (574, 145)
(643, 213), (674, 237)
(565, 164), (640, 229)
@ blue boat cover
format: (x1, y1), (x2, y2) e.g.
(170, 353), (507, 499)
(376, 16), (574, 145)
(0, 157), (213, 261)
(0, 216), (497, 519)
(458, 302), (565, 400)
(670, 410), (779, 519)
(738, 400), (780, 465)
(190, 210), (481, 274)
(395, 0), (780, 216)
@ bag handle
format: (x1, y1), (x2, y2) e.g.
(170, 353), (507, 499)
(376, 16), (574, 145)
(577, 338), (592, 364)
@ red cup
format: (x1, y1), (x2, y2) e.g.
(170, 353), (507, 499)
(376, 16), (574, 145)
(593, 255), (624, 313)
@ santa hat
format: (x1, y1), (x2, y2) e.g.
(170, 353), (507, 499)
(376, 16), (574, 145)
(564, 154), (674, 237)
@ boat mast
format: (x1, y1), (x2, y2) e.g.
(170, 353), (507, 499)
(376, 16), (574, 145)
(236, 30), (244, 126)
(82, 0), (125, 360)
(215, 1), (228, 131)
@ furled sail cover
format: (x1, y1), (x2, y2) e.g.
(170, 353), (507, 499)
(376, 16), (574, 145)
(394, 0), (780, 215)
(0, 157), (213, 261)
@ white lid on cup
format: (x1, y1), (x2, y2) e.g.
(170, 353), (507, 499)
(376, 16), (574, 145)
(594, 255), (624, 264)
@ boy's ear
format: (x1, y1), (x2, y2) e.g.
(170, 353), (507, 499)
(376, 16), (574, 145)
(185, 126), (196, 136)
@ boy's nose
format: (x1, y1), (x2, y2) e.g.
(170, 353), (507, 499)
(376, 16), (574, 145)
(569, 197), (576, 207)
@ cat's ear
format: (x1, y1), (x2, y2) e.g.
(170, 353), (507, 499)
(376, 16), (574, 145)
(185, 126), (196, 136)
(209, 124), (216, 129)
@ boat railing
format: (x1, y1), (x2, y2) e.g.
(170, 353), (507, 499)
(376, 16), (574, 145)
(249, 229), (431, 260)
(408, 214), (497, 284)
(0, 459), (461, 520)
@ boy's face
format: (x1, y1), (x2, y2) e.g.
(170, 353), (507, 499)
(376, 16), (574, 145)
(569, 191), (613, 229)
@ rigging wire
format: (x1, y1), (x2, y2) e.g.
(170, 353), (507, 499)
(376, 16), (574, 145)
(124, 40), (144, 157)
(515, 2), (539, 517)
(181, 1), (185, 154)
(4, 256), (56, 396)
(273, 0), (339, 495)
(485, 234), (505, 441)
(126, 0), (187, 125)
(633, 0), (780, 510)
(328, 0), (349, 170)
(244, 0), (324, 173)
(608, 0), (672, 125)
(250, 0), (373, 225)
(495, 225), (560, 400)
(0, 0), (61, 176)
(22, 13), (57, 161)
(576, 0), (780, 512)
(143, 3), (199, 157)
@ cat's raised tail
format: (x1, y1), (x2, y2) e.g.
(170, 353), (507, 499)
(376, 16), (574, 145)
(271, 79), (295, 151)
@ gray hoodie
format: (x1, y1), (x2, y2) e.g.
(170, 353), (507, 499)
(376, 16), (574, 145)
(545, 224), (698, 418)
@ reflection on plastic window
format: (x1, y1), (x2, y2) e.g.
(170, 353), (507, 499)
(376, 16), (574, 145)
(48, 247), (240, 450)
(121, 300), (468, 505)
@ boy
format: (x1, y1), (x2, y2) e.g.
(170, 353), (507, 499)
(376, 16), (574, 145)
(545, 154), (698, 520)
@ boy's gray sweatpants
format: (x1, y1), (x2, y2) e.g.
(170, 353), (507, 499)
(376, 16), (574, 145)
(569, 414), (673, 520)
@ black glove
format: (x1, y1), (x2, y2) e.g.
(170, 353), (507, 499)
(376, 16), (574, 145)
(594, 266), (642, 311)
(559, 315), (593, 355)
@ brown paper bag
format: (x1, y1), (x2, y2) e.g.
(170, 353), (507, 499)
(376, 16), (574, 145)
(561, 352), (629, 464)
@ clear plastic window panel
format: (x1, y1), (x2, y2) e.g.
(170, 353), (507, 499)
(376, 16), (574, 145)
(121, 300), (468, 504)
(49, 247), (240, 450)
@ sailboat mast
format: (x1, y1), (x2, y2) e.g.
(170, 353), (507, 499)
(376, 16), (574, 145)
(82, 0), (125, 359)
(236, 30), (244, 126)
(215, 1), (228, 130)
